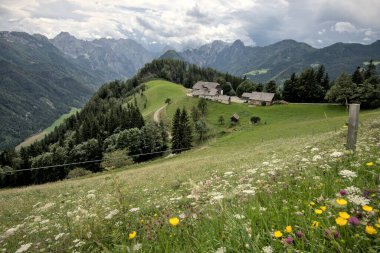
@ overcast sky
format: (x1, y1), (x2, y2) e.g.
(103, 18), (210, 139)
(0, 0), (379, 50)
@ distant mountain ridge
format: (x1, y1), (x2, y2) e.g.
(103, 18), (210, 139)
(0, 31), (157, 149)
(160, 39), (380, 83)
(51, 32), (156, 81)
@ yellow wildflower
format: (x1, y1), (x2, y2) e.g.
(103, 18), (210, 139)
(309, 201), (315, 207)
(336, 217), (348, 226)
(285, 226), (292, 233)
(128, 231), (137, 240)
(274, 230), (283, 238)
(311, 221), (320, 228)
(320, 206), (327, 211)
(366, 162), (374, 167)
(169, 217), (180, 226)
(315, 209), (323, 214)
(365, 225), (377, 235)
(375, 224), (380, 228)
(339, 212), (350, 219)
(362, 205), (373, 212)
(336, 198), (348, 206)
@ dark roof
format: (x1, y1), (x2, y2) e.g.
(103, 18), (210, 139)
(192, 81), (220, 90)
(242, 92), (275, 102)
(231, 113), (240, 120)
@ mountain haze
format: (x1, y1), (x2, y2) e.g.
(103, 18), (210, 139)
(160, 39), (380, 83)
(51, 32), (156, 82)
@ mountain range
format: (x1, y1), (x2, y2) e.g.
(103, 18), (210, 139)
(160, 39), (380, 83)
(1, 31), (379, 149)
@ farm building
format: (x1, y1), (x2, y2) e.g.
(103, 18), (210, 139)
(192, 81), (223, 99)
(242, 92), (275, 106)
(230, 113), (240, 123)
(191, 81), (231, 104)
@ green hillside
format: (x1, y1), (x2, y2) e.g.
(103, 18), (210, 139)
(1, 80), (380, 252)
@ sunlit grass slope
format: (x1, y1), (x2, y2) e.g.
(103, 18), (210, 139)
(1, 79), (380, 252)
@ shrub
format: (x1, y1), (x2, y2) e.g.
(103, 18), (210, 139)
(101, 149), (133, 170)
(66, 167), (92, 179)
(250, 116), (261, 124)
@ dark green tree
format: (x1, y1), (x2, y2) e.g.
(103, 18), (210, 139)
(197, 98), (208, 117)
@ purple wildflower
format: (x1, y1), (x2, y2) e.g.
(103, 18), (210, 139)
(285, 236), (294, 244)
(340, 189), (348, 196)
(295, 231), (304, 238)
(348, 216), (360, 226)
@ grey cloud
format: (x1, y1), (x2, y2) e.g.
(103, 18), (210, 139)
(28, 0), (88, 21)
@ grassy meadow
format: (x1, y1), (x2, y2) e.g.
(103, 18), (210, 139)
(1, 80), (380, 252)
(16, 108), (80, 150)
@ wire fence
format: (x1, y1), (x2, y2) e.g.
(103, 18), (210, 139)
(0, 147), (191, 175)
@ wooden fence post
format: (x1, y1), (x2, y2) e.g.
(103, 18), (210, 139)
(347, 104), (360, 151)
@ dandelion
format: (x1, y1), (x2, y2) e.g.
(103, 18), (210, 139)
(366, 162), (374, 167)
(129, 231), (137, 240)
(348, 216), (360, 226)
(315, 209), (323, 214)
(274, 230), (283, 238)
(336, 198), (348, 206)
(339, 212), (350, 219)
(320, 206), (327, 211)
(311, 221), (320, 228)
(169, 217), (180, 226)
(285, 226), (292, 233)
(362, 205), (373, 212)
(336, 217), (348, 226)
(365, 225), (377, 235)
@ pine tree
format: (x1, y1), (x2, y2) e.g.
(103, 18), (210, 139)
(171, 108), (182, 152)
(352, 67), (363, 84)
(180, 108), (192, 150)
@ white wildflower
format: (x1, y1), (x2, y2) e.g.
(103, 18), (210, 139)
(38, 203), (55, 212)
(0, 224), (23, 240)
(129, 207), (140, 213)
(74, 241), (85, 247)
(262, 245), (273, 253)
(215, 247), (226, 253)
(262, 162), (270, 166)
(86, 194), (96, 199)
(212, 195), (224, 201)
(15, 243), (32, 253)
(105, 209), (119, 220)
(133, 243), (142, 251)
(242, 189), (256, 195)
(54, 233), (65, 241)
(87, 189), (96, 194)
(40, 219), (49, 224)
(339, 170), (357, 181)
(259, 207), (267, 212)
(312, 155), (322, 161)
(179, 213), (186, 219)
(330, 151), (344, 158)
(233, 214), (245, 220)
(345, 186), (361, 195)
(311, 147), (319, 152)
(224, 171), (234, 176)
(347, 195), (370, 206)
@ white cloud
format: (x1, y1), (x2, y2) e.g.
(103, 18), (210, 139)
(0, 0), (379, 49)
(333, 22), (357, 33)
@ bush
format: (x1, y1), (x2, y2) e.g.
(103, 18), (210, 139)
(250, 116), (261, 124)
(66, 167), (92, 179)
(101, 149), (133, 170)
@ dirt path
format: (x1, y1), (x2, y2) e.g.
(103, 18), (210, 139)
(153, 104), (167, 123)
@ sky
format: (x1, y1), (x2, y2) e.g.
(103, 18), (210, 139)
(0, 0), (379, 51)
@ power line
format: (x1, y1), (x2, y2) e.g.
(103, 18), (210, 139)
(0, 147), (191, 175)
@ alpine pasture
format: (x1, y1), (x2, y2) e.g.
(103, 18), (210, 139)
(1, 80), (380, 252)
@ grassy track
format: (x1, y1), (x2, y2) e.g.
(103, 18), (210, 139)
(1, 80), (380, 252)
(15, 108), (80, 150)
